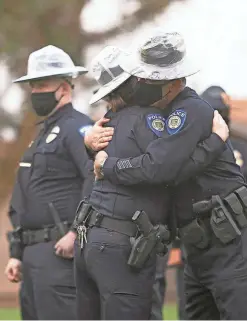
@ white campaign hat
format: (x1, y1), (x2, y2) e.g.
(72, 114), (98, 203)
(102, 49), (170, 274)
(13, 45), (87, 83)
(119, 30), (199, 81)
(89, 46), (131, 105)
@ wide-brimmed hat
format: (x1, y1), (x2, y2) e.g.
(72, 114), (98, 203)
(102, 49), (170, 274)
(13, 45), (87, 83)
(119, 30), (199, 81)
(89, 46), (131, 105)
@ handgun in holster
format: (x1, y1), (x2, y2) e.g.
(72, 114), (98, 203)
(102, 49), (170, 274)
(210, 195), (241, 244)
(127, 210), (170, 269)
(7, 226), (23, 260)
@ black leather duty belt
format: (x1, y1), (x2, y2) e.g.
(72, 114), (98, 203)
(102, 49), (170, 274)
(22, 222), (70, 246)
(86, 210), (138, 237)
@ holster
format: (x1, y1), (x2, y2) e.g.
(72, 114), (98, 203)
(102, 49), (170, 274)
(7, 227), (23, 260)
(127, 211), (170, 269)
(191, 187), (247, 245)
(179, 219), (210, 249)
(210, 195), (241, 244)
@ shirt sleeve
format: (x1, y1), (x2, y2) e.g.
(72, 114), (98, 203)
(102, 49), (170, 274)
(174, 133), (226, 184)
(8, 176), (23, 228)
(64, 117), (94, 180)
(103, 101), (215, 185)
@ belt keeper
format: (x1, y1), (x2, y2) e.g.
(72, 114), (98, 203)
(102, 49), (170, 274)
(44, 228), (50, 241)
(95, 213), (104, 227)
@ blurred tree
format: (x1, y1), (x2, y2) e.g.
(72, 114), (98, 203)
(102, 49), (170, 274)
(0, 0), (169, 199)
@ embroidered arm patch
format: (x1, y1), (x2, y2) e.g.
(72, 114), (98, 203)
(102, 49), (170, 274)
(78, 125), (93, 137)
(117, 159), (133, 170)
(166, 109), (187, 135)
(146, 114), (166, 137)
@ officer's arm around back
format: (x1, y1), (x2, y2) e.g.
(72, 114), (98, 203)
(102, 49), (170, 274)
(103, 90), (219, 185)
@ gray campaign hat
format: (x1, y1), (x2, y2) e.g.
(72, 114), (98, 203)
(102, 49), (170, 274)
(89, 46), (131, 105)
(13, 45), (87, 83)
(119, 29), (200, 81)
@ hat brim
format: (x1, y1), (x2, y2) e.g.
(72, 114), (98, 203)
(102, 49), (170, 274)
(89, 71), (131, 105)
(119, 49), (200, 81)
(13, 66), (88, 83)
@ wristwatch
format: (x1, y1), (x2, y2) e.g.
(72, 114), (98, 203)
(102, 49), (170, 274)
(99, 158), (107, 177)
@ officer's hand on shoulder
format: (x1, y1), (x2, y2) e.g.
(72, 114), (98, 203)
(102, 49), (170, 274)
(212, 110), (229, 142)
(94, 151), (108, 180)
(54, 231), (76, 259)
(5, 258), (22, 283)
(84, 118), (114, 151)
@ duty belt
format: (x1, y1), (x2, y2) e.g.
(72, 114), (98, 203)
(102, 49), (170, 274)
(179, 186), (247, 248)
(86, 209), (138, 237)
(22, 222), (70, 246)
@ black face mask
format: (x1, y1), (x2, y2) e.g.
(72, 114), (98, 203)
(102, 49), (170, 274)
(31, 85), (61, 116)
(129, 82), (163, 106)
(117, 77), (163, 106)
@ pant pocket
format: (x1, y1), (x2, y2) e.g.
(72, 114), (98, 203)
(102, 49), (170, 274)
(102, 291), (152, 320)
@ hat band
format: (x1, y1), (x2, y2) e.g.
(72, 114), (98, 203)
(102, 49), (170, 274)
(140, 48), (184, 67)
(98, 65), (124, 86)
(34, 61), (67, 72)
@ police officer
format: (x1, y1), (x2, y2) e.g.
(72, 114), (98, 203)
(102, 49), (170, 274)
(160, 85), (247, 321)
(93, 30), (247, 319)
(4, 45), (93, 320)
(202, 85), (247, 179)
(74, 44), (228, 320)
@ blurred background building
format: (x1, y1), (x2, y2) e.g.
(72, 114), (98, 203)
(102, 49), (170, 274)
(0, 0), (247, 310)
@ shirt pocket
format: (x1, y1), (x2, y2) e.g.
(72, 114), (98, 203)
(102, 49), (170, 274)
(33, 143), (77, 178)
(32, 144), (58, 177)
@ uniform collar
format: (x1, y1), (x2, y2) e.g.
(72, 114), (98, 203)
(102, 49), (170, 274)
(169, 87), (197, 107)
(36, 103), (73, 128)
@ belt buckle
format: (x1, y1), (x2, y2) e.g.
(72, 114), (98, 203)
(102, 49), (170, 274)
(94, 213), (104, 227)
(43, 228), (50, 242)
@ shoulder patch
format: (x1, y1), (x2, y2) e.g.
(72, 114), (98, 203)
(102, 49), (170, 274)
(78, 125), (93, 137)
(166, 109), (187, 135)
(146, 114), (166, 137)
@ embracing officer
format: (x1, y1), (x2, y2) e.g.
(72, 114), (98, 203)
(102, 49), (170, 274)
(93, 30), (247, 319)
(74, 41), (229, 320)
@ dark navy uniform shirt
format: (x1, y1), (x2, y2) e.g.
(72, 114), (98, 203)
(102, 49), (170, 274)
(9, 103), (93, 229)
(89, 101), (226, 226)
(101, 87), (245, 227)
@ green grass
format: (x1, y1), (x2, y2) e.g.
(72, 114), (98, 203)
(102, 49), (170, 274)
(0, 308), (21, 320)
(0, 306), (178, 320)
(163, 304), (178, 320)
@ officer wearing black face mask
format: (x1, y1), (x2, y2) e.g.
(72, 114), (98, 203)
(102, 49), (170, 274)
(4, 45), (94, 320)
(74, 44), (229, 320)
(201, 85), (247, 180)
(93, 30), (247, 320)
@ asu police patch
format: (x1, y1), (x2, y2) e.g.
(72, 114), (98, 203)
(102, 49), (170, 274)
(146, 114), (166, 137)
(78, 125), (93, 137)
(166, 109), (187, 135)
